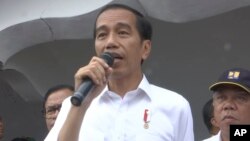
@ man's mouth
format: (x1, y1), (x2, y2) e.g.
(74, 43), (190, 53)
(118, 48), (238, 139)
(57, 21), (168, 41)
(222, 115), (237, 121)
(109, 52), (123, 60)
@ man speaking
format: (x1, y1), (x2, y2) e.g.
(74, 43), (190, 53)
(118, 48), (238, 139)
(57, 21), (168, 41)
(45, 3), (194, 141)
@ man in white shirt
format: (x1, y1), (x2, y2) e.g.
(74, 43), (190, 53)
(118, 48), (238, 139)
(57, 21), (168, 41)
(203, 68), (250, 141)
(44, 3), (194, 141)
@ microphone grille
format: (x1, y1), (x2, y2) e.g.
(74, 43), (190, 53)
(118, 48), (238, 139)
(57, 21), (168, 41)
(101, 52), (114, 67)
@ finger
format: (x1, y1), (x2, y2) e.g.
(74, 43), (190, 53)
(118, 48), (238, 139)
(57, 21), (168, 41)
(91, 57), (110, 83)
(75, 56), (110, 89)
(95, 66), (107, 83)
(87, 64), (105, 86)
(88, 58), (107, 85)
(92, 56), (110, 69)
(105, 67), (113, 79)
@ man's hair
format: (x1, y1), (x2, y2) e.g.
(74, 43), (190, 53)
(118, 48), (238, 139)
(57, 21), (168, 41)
(93, 3), (152, 41)
(202, 98), (214, 133)
(42, 84), (74, 112)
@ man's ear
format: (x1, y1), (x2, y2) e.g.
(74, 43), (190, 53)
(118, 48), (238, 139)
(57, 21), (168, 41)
(211, 117), (219, 127)
(141, 40), (151, 61)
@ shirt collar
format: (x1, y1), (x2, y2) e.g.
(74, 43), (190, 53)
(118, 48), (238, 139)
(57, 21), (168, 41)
(99, 75), (152, 101)
(137, 75), (153, 100)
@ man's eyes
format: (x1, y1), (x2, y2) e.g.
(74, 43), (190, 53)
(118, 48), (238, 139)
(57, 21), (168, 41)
(216, 95), (225, 100)
(96, 32), (107, 39)
(118, 31), (129, 35)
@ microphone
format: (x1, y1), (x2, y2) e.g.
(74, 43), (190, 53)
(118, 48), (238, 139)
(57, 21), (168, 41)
(70, 52), (114, 106)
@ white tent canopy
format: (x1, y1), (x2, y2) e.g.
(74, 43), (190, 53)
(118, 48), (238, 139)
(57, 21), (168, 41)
(1, 0), (250, 65)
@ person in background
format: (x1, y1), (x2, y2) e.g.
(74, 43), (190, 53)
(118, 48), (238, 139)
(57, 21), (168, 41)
(42, 84), (74, 131)
(202, 98), (220, 136)
(0, 116), (4, 140)
(11, 137), (36, 141)
(203, 68), (250, 141)
(45, 3), (194, 141)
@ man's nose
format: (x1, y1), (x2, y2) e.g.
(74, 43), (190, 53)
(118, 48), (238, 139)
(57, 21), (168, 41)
(105, 33), (118, 49)
(223, 99), (236, 110)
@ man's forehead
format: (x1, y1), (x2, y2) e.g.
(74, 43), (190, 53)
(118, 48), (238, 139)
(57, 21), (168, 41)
(213, 88), (249, 96)
(96, 22), (132, 31)
(46, 96), (67, 103)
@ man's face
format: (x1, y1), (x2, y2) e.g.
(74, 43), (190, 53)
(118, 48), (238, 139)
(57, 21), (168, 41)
(0, 119), (4, 139)
(45, 89), (73, 131)
(95, 8), (151, 79)
(213, 85), (250, 132)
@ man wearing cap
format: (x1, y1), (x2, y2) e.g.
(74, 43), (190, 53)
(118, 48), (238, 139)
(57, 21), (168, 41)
(203, 68), (250, 141)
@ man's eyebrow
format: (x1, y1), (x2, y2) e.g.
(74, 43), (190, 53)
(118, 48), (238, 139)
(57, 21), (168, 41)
(237, 91), (250, 95)
(46, 104), (61, 108)
(95, 25), (108, 34)
(116, 22), (132, 30)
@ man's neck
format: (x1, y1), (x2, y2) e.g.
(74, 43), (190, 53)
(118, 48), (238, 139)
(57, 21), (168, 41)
(108, 72), (143, 97)
(221, 130), (230, 141)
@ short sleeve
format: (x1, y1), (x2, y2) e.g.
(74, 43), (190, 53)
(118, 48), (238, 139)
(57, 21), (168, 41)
(44, 97), (72, 141)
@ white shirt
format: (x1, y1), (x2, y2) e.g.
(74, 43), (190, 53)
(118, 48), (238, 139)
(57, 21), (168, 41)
(202, 131), (221, 141)
(45, 75), (194, 141)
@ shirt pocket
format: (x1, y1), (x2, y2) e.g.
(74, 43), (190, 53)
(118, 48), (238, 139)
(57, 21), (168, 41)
(79, 129), (105, 141)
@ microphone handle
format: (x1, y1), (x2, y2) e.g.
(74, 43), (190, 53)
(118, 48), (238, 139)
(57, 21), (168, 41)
(71, 77), (93, 106)
(70, 52), (114, 106)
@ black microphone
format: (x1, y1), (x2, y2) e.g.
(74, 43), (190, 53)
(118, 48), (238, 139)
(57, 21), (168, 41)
(71, 52), (114, 106)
